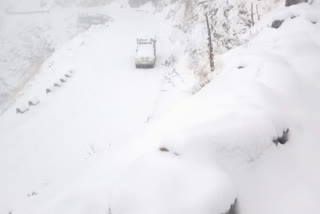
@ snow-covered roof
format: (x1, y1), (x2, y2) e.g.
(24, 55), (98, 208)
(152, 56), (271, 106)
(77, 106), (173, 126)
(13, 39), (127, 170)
(136, 43), (154, 58)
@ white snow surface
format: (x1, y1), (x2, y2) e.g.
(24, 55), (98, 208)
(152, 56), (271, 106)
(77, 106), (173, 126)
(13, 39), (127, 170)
(0, 2), (201, 214)
(1, 1), (320, 214)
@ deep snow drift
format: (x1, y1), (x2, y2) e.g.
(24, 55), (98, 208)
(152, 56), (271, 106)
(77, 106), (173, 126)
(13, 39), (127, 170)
(1, 1), (320, 214)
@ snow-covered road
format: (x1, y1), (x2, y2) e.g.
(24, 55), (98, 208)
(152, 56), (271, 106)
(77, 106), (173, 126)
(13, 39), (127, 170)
(3, 2), (320, 214)
(0, 3), (180, 213)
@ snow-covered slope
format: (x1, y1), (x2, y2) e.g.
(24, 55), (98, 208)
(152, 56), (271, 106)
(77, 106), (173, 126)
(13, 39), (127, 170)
(155, 2), (320, 214)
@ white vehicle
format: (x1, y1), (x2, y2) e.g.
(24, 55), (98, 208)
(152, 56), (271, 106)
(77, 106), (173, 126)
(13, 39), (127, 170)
(135, 36), (156, 69)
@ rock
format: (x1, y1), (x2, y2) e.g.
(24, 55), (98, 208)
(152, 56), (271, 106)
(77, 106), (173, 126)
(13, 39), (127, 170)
(28, 97), (40, 106)
(54, 82), (62, 87)
(60, 77), (67, 83)
(273, 129), (290, 146)
(271, 20), (284, 29)
(285, 0), (309, 7)
(65, 70), (74, 78)
(46, 87), (55, 94)
(159, 147), (169, 152)
(16, 106), (29, 114)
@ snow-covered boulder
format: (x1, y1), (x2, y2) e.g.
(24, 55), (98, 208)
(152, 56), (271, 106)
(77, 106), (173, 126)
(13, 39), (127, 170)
(28, 97), (40, 106)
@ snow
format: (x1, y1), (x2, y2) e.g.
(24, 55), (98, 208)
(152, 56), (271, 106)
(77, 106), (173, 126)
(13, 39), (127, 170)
(0, 2), (191, 214)
(0, 4), (114, 114)
(154, 2), (320, 214)
(1, 1), (320, 214)
(111, 152), (236, 214)
(28, 97), (40, 106)
(136, 43), (155, 59)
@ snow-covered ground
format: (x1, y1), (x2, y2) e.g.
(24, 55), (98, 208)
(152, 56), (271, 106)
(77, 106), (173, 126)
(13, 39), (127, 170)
(0, 2), (189, 213)
(155, 2), (320, 214)
(1, 1), (320, 214)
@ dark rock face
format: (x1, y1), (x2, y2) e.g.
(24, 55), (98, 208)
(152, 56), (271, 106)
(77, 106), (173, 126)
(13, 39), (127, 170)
(285, 0), (309, 7)
(271, 20), (284, 29)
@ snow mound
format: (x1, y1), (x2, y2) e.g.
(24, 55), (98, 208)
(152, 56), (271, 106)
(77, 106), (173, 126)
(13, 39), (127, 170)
(111, 152), (236, 214)
(150, 2), (320, 214)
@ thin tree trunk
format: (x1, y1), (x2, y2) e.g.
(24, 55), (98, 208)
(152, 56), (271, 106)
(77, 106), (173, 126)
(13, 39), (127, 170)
(205, 13), (214, 72)
(251, 2), (255, 26)
(256, 4), (260, 21)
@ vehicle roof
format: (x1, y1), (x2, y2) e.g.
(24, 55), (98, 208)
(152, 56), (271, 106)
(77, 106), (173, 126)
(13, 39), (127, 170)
(136, 43), (154, 58)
